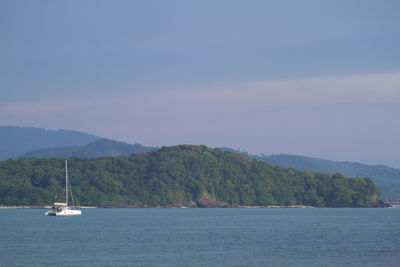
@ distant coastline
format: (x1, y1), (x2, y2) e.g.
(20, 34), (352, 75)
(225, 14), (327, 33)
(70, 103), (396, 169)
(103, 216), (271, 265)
(0, 205), (97, 209)
(1, 146), (388, 209)
(0, 204), (391, 209)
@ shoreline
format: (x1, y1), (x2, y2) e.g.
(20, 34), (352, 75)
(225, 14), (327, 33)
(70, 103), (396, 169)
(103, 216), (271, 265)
(0, 205), (97, 209)
(0, 204), (390, 209)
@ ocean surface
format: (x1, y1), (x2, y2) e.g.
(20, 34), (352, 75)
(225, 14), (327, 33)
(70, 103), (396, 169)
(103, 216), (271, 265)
(0, 208), (399, 266)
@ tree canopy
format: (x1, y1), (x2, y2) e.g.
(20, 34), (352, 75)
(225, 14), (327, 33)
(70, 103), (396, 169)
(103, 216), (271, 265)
(0, 145), (385, 207)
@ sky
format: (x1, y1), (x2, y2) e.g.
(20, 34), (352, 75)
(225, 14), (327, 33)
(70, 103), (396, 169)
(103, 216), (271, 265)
(1, 0), (399, 167)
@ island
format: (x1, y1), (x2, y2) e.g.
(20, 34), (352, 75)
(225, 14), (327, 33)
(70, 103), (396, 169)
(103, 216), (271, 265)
(0, 145), (388, 208)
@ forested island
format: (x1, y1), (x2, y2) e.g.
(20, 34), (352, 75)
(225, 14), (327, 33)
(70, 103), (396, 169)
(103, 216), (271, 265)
(0, 145), (387, 208)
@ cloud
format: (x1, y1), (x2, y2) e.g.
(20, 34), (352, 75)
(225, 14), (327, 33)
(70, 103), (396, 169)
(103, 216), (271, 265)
(185, 71), (400, 104)
(2, 71), (399, 115)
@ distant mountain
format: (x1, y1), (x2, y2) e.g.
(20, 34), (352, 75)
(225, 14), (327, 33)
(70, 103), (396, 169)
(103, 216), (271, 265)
(3, 126), (398, 201)
(0, 126), (100, 160)
(253, 154), (400, 201)
(22, 138), (158, 158)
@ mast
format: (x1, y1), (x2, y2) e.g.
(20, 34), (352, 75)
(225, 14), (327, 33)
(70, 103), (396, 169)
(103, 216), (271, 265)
(65, 160), (68, 206)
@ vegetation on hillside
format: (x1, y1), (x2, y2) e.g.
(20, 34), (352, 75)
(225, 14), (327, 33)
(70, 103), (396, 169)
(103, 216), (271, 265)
(0, 145), (385, 207)
(251, 154), (400, 201)
(220, 148), (400, 201)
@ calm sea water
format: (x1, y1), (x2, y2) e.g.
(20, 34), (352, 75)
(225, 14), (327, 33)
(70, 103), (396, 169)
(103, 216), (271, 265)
(0, 208), (399, 266)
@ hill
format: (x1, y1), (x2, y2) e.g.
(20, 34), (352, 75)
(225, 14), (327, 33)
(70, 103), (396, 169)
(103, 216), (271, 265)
(0, 145), (385, 207)
(252, 154), (400, 201)
(218, 148), (400, 201)
(0, 126), (100, 160)
(22, 138), (158, 158)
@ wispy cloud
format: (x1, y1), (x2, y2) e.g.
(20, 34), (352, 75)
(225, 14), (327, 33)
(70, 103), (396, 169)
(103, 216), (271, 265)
(184, 71), (400, 104)
(2, 71), (399, 115)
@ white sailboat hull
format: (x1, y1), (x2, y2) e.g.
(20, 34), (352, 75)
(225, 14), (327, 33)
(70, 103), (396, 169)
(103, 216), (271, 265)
(45, 207), (81, 216)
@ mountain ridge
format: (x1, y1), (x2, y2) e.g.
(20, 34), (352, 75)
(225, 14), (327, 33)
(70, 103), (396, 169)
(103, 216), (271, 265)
(22, 138), (158, 158)
(0, 126), (100, 160)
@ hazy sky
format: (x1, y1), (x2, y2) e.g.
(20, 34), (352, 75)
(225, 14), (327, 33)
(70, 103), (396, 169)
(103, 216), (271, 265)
(1, 0), (399, 167)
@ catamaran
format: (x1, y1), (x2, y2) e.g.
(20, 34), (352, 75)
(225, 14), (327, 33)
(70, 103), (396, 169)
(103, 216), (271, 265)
(45, 160), (81, 216)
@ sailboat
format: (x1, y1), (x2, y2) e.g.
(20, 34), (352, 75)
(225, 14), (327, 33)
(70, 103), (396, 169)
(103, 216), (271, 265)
(45, 160), (82, 216)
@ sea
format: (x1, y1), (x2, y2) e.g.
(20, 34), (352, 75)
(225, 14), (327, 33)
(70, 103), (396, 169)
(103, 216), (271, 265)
(0, 208), (399, 267)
